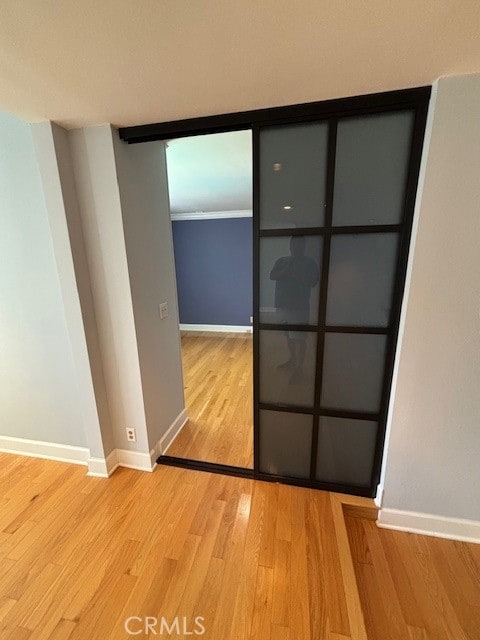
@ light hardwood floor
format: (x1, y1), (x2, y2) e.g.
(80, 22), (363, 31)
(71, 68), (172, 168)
(0, 454), (370, 640)
(1, 454), (479, 639)
(167, 331), (253, 468)
(345, 506), (480, 640)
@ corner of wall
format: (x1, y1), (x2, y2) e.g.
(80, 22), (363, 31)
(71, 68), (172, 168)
(111, 133), (186, 452)
(375, 80), (439, 501)
(379, 74), (480, 533)
(67, 123), (151, 457)
(31, 120), (112, 460)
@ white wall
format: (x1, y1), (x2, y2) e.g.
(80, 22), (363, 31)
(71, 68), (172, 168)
(32, 121), (114, 458)
(112, 137), (185, 449)
(0, 110), (86, 448)
(381, 73), (480, 524)
(68, 125), (149, 454)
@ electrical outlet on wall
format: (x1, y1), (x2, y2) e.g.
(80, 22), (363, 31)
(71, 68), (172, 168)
(250, 316), (253, 324)
(159, 302), (168, 319)
(126, 428), (136, 442)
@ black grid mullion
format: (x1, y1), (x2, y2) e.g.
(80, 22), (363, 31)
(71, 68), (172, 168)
(260, 227), (325, 237)
(243, 402), (380, 422)
(331, 224), (402, 235)
(252, 125), (261, 473)
(324, 325), (390, 335)
(259, 402), (313, 415)
(318, 407), (380, 421)
(310, 118), (338, 479)
(259, 223), (402, 238)
(259, 323), (390, 334)
(259, 323), (315, 332)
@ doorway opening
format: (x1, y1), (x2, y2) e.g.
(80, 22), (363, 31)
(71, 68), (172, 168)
(127, 86), (431, 496)
(163, 130), (254, 470)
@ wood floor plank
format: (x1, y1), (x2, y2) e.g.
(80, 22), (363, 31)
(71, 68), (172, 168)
(360, 519), (412, 639)
(317, 493), (351, 637)
(354, 561), (395, 640)
(271, 538), (290, 627)
(2, 625), (32, 640)
(0, 597), (16, 623)
(305, 495), (328, 637)
(4, 452), (476, 640)
(249, 565), (274, 640)
(346, 513), (480, 640)
(208, 492), (251, 639)
(191, 555), (225, 634)
(344, 515), (372, 565)
(171, 498), (226, 631)
(4, 455), (367, 638)
(167, 332), (253, 468)
(46, 618), (76, 640)
(271, 624), (290, 640)
(288, 487), (312, 640)
(275, 484), (293, 543)
(229, 484), (264, 639)
(258, 483), (278, 569)
(331, 495), (368, 640)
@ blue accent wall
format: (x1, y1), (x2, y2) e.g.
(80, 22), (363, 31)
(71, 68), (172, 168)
(172, 217), (252, 326)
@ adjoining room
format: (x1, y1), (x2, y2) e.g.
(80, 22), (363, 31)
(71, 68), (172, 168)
(163, 131), (254, 469)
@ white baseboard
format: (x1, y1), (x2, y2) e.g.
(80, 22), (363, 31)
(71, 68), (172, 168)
(0, 435), (89, 466)
(0, 434), (155, 476)
(87, 449), (119, 477)
(90, 447), (156, 474)
(0, 421), (191, 477)
(374, 484), (384, 508)
(116, 448), (156, 472)
(87, 456), (109, 477)
(377, 508), (480, 544)
(158, 408), (189, 456)
(180, 323), (252, 333)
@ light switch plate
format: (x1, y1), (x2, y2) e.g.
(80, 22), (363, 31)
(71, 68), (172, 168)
(159, 302), (168, 319)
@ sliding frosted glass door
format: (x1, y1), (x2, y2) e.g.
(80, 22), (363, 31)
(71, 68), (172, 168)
(254, 105), (425, 496)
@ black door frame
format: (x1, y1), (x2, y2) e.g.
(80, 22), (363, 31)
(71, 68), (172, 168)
(122, 86), (431, 497)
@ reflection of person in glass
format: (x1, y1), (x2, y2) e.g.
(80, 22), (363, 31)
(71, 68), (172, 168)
(270, 236), (319, 383)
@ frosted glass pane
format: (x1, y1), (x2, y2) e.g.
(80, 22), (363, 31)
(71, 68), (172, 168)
(260, 330), (317, 408)
(326, 233), (399, 327)
(260, 123), (328, 229)
(260, 236), (322, 325)
(333, 111), (414, 226)
(321, 333), (387, 412)
(316, 417), (377, 487)
(260, 410), (312, 478)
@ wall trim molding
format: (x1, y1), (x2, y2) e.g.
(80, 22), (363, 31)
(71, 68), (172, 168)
(377, 508), (480, 544)
(89, 447), (156, 475)
(0, 435), (156, 475)
(180, 323), (252, 333)
(115, 448), (156, 472)
(87, 449), (120, 477)
(158, 408), (189, 456)
(0, 435), (89, 466)
(171, 209), (252, 221)
(87, 456), (110, 477)
(374, 484), (384, 508)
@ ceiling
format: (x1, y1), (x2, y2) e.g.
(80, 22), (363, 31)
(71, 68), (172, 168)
(0, 1), (479, 129)
(166, 130), (252, 214)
